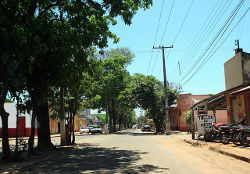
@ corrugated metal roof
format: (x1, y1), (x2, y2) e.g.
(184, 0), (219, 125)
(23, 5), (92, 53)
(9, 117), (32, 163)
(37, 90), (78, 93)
(231, 85), (250, 95)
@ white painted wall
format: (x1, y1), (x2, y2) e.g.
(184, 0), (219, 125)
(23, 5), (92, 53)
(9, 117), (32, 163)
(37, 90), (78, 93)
(224, 53), (243, 90)
(0, 103), (32, 128)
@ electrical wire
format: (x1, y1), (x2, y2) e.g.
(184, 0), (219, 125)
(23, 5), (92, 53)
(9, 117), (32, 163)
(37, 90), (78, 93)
(146, 0), (165, 75)
(180, 0), (234, 75)
(151, 0), (175, 75)
(179, 0), (245, 84)
(181, 5), (249, 87)
(171, 0), (224, 74)
(156, 0), (195, 78)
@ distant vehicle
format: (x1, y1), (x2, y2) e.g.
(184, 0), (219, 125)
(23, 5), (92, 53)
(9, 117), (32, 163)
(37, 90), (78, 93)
(89, 125), (102, 134)
(141, 124), (151, 132)
(80, 126), (89, 133)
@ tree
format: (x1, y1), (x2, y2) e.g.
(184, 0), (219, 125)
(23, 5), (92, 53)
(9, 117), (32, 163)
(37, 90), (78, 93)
(184, 110), (192, 133)
(0, 0), (153, 159)
(87, 48), (134, 132)
(130, 74), (179, 134)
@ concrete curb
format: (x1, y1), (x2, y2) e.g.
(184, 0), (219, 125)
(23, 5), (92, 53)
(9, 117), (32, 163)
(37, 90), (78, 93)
(184, 139), (250, 163)
(184, 139), (203, 146)
(208, 146), (250, 163)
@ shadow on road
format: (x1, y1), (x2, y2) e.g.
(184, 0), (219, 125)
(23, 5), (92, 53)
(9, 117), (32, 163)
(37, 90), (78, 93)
(5, 143), (169, 174)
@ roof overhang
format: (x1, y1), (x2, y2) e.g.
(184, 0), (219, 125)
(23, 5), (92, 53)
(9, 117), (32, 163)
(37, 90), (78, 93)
(231, 85), (250, 95)
(191, 91), (226, 110)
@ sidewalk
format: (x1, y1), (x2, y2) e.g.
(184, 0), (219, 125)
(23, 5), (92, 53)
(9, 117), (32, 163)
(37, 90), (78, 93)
(183, 134), (250, 163)
(0, 134), (62, 150)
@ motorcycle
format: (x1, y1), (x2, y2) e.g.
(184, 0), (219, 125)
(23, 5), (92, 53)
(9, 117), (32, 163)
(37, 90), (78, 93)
(231, 125), (243, 146)
(220, 119), (246, 144)
(204, 123), (224, 142)
(204, 119), (246, 143)
(238, 126), (250, 146)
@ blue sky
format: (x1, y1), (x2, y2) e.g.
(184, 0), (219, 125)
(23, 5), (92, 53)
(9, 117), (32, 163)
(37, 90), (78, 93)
(108, 0), (250, 95)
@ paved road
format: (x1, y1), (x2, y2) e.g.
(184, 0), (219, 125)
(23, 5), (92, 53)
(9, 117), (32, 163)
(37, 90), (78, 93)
(4, 130), (250, 174)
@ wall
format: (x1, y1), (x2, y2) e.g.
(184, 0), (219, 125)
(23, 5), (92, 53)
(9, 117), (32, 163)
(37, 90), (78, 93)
(74, 114), (80, 132)
(50, 118), (59, 134)
(242, 52), (250, 86)
(0, 103), (34, 137)
(226, 86), (244, 124)
(245, 93), (250, 125)
(177, 94), (210, 131)
(215, 110), (228, 124)
(224, 52), (243, 90)
(170, 108), (179, 130)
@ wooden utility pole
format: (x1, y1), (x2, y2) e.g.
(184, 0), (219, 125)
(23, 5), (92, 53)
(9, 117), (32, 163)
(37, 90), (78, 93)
(153, 45), (173, 135)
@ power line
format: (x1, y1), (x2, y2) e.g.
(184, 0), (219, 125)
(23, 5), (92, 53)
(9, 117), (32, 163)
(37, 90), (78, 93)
(147, 0), (165, 75)
(156, 0), (195, 77)
(180, 0), (234, 75)
(179, 0), (245, 84)
(151, 0), (175, 75)
(171, 0), (225, 74)
(181, 5), (249, 87)
(172, 0), (195, 44)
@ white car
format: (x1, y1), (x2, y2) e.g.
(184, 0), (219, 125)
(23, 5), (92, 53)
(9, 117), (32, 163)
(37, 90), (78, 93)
(80, 126), (89, 133)
(89, 126), (102, 134)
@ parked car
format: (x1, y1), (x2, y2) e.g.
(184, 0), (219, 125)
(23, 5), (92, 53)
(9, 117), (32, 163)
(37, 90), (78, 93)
(141, 124), (151, 132)
(87, 125), (95, 133)
(89, 125), (102, 134)
(80, 126), (89, 133)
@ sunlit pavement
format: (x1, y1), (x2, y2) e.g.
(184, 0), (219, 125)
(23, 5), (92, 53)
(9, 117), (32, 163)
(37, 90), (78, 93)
(1, 129), (250, 174)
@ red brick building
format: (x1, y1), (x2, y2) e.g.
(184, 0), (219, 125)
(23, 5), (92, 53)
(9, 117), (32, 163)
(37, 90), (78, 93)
(170, 94), (228, 131)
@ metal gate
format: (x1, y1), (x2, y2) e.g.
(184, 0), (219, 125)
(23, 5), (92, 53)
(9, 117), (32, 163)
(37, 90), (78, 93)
(232, 98), (238, 123)
(246, 94), (250, 125)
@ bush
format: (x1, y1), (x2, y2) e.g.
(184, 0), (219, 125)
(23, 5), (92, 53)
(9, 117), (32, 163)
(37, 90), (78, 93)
(184, 110), (191, 133)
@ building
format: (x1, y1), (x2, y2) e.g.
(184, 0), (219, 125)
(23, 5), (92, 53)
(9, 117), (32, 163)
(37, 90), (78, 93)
(0, 103), (36, 137)
(224, 48), (250, 125)
(170, 94), (228, 131)
(79, 109), (91, 127)
(50, 113), (80, 134)
(50, 118), (60, 134)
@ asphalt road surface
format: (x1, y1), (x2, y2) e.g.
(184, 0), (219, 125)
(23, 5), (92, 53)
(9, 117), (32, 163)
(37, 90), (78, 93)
(9, 129), (250, 174)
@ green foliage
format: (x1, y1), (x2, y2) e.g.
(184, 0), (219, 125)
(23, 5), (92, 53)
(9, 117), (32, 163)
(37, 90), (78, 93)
(92, 114), (106, 122)
(184, 110), (192, 126)
(14, 139), (28, 153)
(5, 98), (13, 103)
(0, 0), (153, 159)
(130, 73), (180, 133)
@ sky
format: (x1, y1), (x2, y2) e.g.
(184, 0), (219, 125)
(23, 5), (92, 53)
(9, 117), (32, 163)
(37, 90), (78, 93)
(107, 0), (250, 95)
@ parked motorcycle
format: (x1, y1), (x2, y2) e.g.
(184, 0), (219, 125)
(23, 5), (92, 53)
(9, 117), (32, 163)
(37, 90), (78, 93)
(231, 125), (243, 146)
(204, 123), (224, 142)
(238, 126), (250, 146)
(220, 119), (246, 144)
(231, 124), (247, 146)
(204, 119), (246, 143)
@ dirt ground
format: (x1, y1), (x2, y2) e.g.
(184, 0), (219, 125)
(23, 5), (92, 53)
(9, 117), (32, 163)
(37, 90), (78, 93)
(0, 130), (249, 174)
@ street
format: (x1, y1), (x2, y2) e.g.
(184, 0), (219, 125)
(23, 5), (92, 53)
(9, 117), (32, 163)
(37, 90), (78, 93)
(3, 129), (249, 174)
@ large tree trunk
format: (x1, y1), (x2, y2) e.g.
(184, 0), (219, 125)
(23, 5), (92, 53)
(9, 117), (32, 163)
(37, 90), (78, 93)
(29, 87), (54, 150)
(152, 109), (164, 134)
(111, 99), (117, 132)
(28, 111), (36, 154)
(28, 89), (37, 153)
(108, 101), (113, 133)
(71, 115), (75, 144)
(36, 101), (54, 149)
(0, 89), (11, 161)
(59, 87), (66, 145)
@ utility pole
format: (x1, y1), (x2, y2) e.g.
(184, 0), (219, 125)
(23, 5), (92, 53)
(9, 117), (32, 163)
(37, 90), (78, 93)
(153, 45), (173, 135)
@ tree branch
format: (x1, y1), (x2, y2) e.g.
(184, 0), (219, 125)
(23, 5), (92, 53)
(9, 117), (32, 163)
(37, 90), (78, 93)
(39, 2), (60, 16)
(27, 0), (38, 17)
